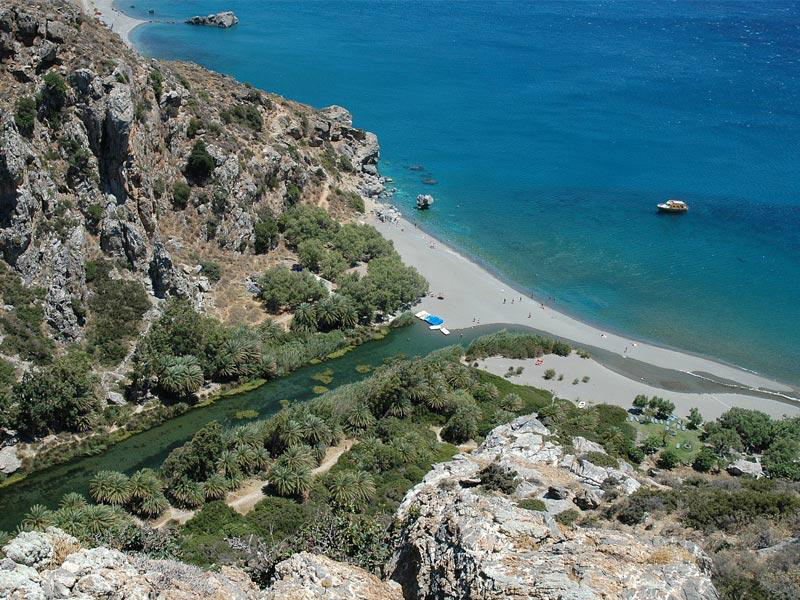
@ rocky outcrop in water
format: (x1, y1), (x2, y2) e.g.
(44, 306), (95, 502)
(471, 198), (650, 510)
(388, 414), (719, 599)
(415, 194), (433, 210)
(185, 12), (239, 28)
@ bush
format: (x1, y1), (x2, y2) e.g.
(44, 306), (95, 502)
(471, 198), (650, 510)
(285, 182), (301, 204)
(14, 97), (36, 138)
(518, 498), (546, 511)
(37, 71), (67, 124)
(692, 447), (718, 473)
(478, 461), (519, 494)
(245, 496), (310, 544)
(186, 140), (215, 182)
(656, 448), (681, 470)
(172, 181), (191, 209)
(543, 368), (556, 380)
(186, 118), (202, 138)
(149, 69), (164, 100)
(555, 508), (580, 526)
(199, 260), (221, 283)
(466, 330), (571, 360)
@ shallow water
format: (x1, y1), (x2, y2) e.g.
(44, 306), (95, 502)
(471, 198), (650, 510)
(123, 0), (799, 384)
(0, 323), (492, 531)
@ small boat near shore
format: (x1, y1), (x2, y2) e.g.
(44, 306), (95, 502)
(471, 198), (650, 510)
(657, 199), (688, 213)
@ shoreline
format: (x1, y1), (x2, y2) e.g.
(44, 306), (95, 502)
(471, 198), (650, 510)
(79, 0), (144, 47)
(367, 198), (800, 419)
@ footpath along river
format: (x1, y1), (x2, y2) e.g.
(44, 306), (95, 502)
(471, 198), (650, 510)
(0, 322), (502, 531)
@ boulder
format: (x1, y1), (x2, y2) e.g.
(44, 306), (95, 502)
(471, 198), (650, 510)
(185, 12), (239, 28)
(726, 458), (764, 479)
(0, 445), (21, 474)
(415, 194), (434, 210)
(264, 552), (403, 600)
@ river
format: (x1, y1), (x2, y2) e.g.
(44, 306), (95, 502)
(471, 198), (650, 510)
(0, 322), (500, 531)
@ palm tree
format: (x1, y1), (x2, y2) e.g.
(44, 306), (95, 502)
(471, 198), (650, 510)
(268, 462), (296, 497)
(59, 492), (88, 512)
(292, 302), (318, 332)
(202, 474), (228, 500)
(278, 419), (305, 448)
(300, 414), (331, 445)
(314, 297), (339, 331)
(253, 447), (272, 472)
(391, 439), (418, 463)
(51, 507), (86, 538)
(168, 478), (204, 508)
(128, 469), (162, 501)
(22, 505), (53, 531)
(345, 403), (375, 433)
(326, 471), (358, 507)
(386, 396), (413, 418)
(501, 393), (523, 412)
(138, 492), (169, 518)
(235, 445), (258, 474)
(216, 449), (242, 479)
(218, 337), (262, 378)
(159, 355), (204, 399)
(89, 471), (131, 506)
(280, 445), (313, 472)
(351, 470), (375, 504)
(445, 365), (473, 390)
(83, 505), (119, 536)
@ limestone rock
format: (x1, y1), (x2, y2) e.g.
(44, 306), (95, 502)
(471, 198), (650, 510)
(388, 415), (719, 599)
(264, 553), (403, 600)
(726, 457), (764, 478)
(415, 194), (434, 210)
(0, 445), (21, 474)
(185, 12), (239, 28)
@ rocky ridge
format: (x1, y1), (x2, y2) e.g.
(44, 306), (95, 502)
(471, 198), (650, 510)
(0, 0), (383, 405)
(185, 12), (239, 29)
(388, 414), (720, 599)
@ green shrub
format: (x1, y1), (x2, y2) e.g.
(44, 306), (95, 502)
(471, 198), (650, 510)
(466, 330), (571, 360)
(518, 498), (547, 511)
(692, 447), (718, 473)
(199, 260), (221, 283)
(555, 508), (580, 526)
(0, 264), (52, 364)
(85, 260), (150, 365)
(543, 368), (556, 380)
(172, 181), (191, 209)
(478, 461), (519, 494)
(657, 448), (681, 470)
(149, 69), (164, 100)
(14, 97), (36, 138)
(186, 140), (215, 182)
(285, 182), (301, 204)
(85, 203), (103, 231)
(186, 118), (203, 138)
(37, 71), (67, 125)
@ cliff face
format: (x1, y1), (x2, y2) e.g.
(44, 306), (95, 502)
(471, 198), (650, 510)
(0, 0), (382, 355)
(388, 415), (720, 599)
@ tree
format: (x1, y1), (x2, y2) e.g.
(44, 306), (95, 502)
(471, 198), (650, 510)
(186, 139), (215, 181)
(37, 71), (67, 124)
(257, 267), (327, 312)
(716, 408), (774, 453)
(14, 350), (101, 436)
(640, 435), (664, 455)
(687, 407), (703, 430)
(168, 478), (205, 508)
(648, 397), (675, 420)
(319, 250), (348, 281)
(705, 428), (744, 455)
(291, 302), (317, 332)
(253, 216), (279, 254)
(633, 395), (648, 411)
(172, 181), (191, 209)
(202, 474), (229, 500)
(279, 203), (338, 249)
(762, 437), (800, 480)
(158, 355), (204, 400)
(297, 239), (326, 272)
(656, 448), (680, 470)
(89, 471), (131, 506)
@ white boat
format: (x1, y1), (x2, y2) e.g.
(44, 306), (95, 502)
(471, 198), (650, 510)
(440, 327), (450, 335)
(657, 199), (688, 213)
(429, 324), (442, 330)
(415, 310), (430, 320)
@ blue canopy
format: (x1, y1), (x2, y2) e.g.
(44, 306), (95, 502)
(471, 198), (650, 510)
(424, 315), (444, 326)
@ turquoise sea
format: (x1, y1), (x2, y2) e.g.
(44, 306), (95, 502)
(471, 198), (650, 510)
(121, 0), (800, 386)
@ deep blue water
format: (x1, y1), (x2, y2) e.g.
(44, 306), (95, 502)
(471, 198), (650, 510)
(122, 0), (800, 385)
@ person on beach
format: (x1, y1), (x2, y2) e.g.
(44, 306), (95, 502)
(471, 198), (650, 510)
(503, 298), (506, 304)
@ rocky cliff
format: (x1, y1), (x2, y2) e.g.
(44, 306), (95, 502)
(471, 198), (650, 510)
(388, 414), (719, 599)
(0, 0), (382, 367)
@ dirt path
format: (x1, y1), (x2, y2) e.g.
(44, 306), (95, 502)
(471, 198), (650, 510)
(228, 438), (356, 516)
(151, 507), (195, 528)
(429, 425), (477, 452)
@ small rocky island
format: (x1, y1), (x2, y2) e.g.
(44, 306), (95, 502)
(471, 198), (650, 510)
(416, 194), (434, 209)
(185, 11), (238, 28)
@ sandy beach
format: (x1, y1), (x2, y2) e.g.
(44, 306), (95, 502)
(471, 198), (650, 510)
(79, 0), (143, 46)
(367, 200), (800, 420)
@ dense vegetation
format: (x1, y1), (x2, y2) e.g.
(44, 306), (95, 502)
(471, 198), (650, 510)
(465, 330), (572, 360)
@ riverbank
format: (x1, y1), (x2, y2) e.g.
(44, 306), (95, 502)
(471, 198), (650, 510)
(78, 0), (143, 46)
(367, 199), (800, 420)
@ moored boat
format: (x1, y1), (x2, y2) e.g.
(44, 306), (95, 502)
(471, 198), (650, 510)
(657, 199), (688, 213)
